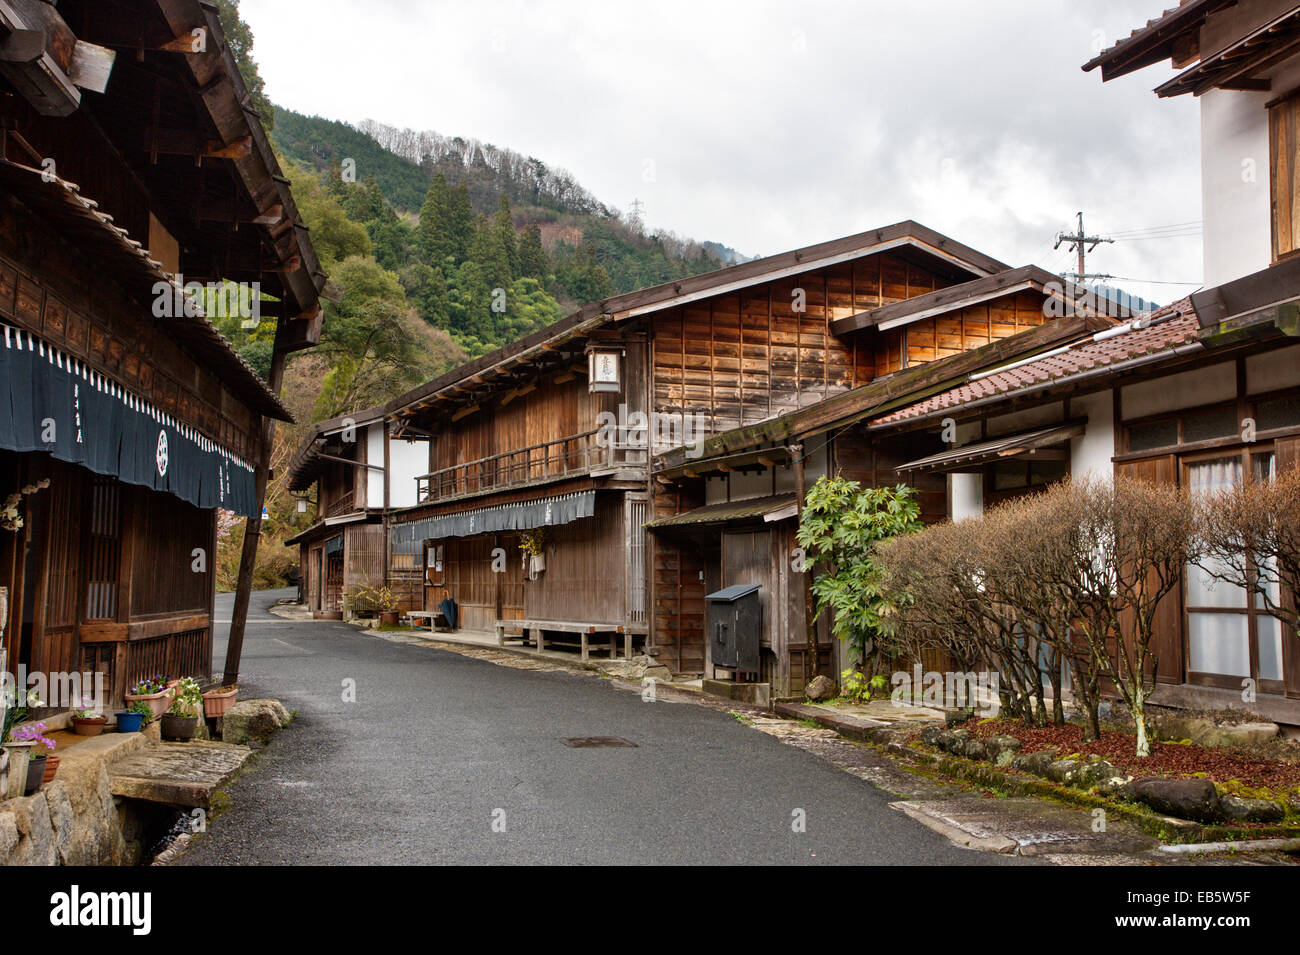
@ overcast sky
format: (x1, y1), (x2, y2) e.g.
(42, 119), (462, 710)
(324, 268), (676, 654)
(241, 0), (1202, 305)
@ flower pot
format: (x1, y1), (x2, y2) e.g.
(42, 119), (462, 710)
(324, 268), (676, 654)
(379, 610), (400, 627)
(42, 755), (59, 785)
(24, 755), (45, 795)
(203, 686), (238, 719)
(115, 711), (145, 733)
(3, 741), (34, 799)
(160, 714), (198, 741)
(0, 748), (8, 798)
(123, 690), (171, 720)
(71, 716), (108, 737)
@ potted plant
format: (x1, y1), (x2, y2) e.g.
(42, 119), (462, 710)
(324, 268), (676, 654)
(43, 753), (60, 785)
(124, 674), (172, 719)
(160, 677), (202, 741)
(12, 724), (53, 796)
(1, 686), (41, 798)
(359, 584), (401, 626)
(114, 709), (145, 733)
(203, 684), (238, 719)
(71, 696), (108, 736)
(520, 529), (547, 579)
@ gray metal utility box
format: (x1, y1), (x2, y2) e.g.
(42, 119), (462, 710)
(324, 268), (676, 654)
(706, 584), (762, 674)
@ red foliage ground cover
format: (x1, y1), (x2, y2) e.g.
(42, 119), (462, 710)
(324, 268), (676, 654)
(960, 719), (1300, 789)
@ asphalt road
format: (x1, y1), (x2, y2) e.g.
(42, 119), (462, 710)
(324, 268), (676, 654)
(185, 588), (1027, 865)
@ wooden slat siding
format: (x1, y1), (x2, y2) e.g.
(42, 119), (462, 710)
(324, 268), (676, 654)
(130, 486), (210, 616)
(0, 207), (261, 463)
(345, 523), (385, 597)
(1115, 456), (1184, 684)
(439, 535), (524, 632)
(85, 477), (121, 620)
(522, 495), (627, 625)
(649, 251), (960, 445)
(1274, 96), (1295, 260)
(650, 480), (706, 673)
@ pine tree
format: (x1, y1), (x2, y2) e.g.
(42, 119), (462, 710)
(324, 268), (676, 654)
(417, 172), (450, 264)
(518, 224), (547, 279)
(446, 181), (475, 265)
(493, 194), (519, 279)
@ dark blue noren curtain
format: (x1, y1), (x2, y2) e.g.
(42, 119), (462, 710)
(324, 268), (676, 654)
(1, 325), (259, 517)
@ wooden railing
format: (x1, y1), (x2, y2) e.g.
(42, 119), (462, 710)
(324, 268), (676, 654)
(416, 428), (649, 503)
(323, 489), (357, 518)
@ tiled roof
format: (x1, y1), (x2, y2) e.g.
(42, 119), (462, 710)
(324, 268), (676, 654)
(871, 298), (1197, 426)
(1083, 1), (1215, 77)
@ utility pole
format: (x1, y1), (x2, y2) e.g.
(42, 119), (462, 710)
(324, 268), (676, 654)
(1054, 211), (1113, 283)
(223, 316), (291, 687)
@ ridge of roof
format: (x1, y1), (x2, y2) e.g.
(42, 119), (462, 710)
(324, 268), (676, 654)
(830, 264), (1113, 335)
(384, 221), (1011, 420)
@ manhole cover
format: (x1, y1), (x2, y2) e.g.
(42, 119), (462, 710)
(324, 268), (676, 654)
(563, 737), (638, 748)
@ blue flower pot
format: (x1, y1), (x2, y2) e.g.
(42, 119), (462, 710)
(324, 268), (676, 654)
(115, 711), (145, 733)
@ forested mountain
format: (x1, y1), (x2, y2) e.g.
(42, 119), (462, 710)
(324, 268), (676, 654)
(272, 108), (734, 318)
(211, 0), (740, 587)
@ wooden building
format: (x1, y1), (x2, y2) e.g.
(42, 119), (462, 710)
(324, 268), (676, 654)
(291, 221), (1117, 695)
(0, 0), (321, 710)
(286, 408), (428, 618)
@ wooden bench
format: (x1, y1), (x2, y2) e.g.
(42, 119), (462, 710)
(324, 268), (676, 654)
(407, 610), (451, 632)
(495, 619), (630, 662)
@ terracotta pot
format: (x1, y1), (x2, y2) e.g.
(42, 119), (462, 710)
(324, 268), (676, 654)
(71, 716), (108, 737)
(160, 714), (198, 742)
(42, 755), (59, 785)
(124, 689), (172, 720)
(203, 686), (238, 719)
(380, 610), (400, 627)
(24, 756), (45, 795)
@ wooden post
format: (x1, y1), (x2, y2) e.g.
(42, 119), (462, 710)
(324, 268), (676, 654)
(222, 321), (290, 686)
(791, 442), (819, 681)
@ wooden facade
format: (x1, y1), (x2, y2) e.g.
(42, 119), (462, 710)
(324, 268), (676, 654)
(281, 223), (1114, 697)
(0, 0), (321, 712)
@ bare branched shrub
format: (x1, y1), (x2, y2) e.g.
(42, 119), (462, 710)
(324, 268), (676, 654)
(877, 522), (986, 675)
(1065, 476), (1195, 757)
(1198, 467), (1300, 629)
(877, 475), (1194, 754)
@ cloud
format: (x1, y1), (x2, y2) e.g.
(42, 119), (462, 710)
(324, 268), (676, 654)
(242, 0), (1203, 303)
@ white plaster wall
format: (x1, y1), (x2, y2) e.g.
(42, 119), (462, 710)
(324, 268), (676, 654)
(387, 436), (429, 508)
(1201, 86), (1270, 287)
(365, 424), (385, 509)
(949, 472), (983, 521)
(1069, 389), (1115, 481)
(1122, 360), (1236, 419)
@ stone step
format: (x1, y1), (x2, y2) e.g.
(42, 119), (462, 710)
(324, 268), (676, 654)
(108, 741), (252, 808)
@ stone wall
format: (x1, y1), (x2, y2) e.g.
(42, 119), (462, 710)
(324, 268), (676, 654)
(0, 733), (170, 865)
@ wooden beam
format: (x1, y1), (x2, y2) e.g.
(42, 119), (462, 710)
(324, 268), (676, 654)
(451, 404), (480, 423)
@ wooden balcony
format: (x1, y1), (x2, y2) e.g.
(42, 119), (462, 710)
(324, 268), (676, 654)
(323, 489), (358, 518)
(416, 429), (648, 504)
